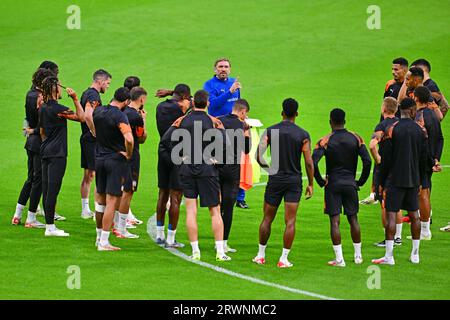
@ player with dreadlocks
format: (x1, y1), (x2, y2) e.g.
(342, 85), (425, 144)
(11, 66), (56, 227)
(39, 75), (85, 236)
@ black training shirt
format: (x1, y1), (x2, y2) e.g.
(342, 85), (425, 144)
(24, 88), (42, 153)
(313, 129), (371, 188)
(123, 106), (145, 161)
(156, 99), (184, 138)
(380, 118), (428, 188)
(218, 113), (251, 166)
(80, 87), (102, 142)
(415, 107), (444, 162)
(93, 105), (131, 160)
(262, 120), (310, 181)
(39, 100), (75, 159)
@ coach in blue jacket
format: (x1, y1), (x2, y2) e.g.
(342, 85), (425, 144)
(203, 58), (241, 117)
(203, 58), (249, 209)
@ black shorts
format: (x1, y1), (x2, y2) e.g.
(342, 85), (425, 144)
(385, 186), (419, 212)
(181, 175), (220, 207)
(421, 171), (433, 190)
(80, 139), (96, 170)
(123, 158), (140, 192)
(324, 184), (359, 216)
(158, 157), (181, 190)
(264, 177), (302, 207)
(95, 157), (127, 197)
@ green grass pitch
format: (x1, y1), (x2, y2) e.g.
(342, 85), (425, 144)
(0, 0), (449, 300)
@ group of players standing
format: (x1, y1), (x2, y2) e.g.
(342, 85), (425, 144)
(11, 57), (448, 267)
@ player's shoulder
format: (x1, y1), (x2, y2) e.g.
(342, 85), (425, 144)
(347, 130), (365, 145)
(316, 132), (334, 149)
(384, 79), (396, 92)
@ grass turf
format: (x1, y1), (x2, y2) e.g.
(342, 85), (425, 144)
(0, 0), (449, 300)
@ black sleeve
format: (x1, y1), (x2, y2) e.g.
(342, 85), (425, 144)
(419, 133), (428, 187)
(436, 122), (444, 162)
(159, 126), (176, 164)
(379, 138), (392, 187)
(86, 90), (101, 104)
(312, 141), (326, 188)
(357, 144), (372, 187)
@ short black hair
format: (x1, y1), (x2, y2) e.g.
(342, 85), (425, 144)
(233, 98), (250, 112)
(411, 58), (431, 72)
(130, 87), (147, 101)
(39, 60), (58, 74)
(392, 57), (408, 67)
(32, 68), (56, 90)
(114, 87), (130, 103)
(409, 66), (424, 79)
(414, 86), (431, 104)
(173, 84), (191, 98)
(282, 98), (298, 118)
(193, 90), (209, 109)
(124, 76), (140, 90)
(93, 69), (112, 81)
(399, 97), (416, 110)
(330, 108), (346, 125)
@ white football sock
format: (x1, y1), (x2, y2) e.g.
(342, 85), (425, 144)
(412, 239), (420, 256)
(113, 211), (119, 228)
(353, 242), (362, 257)
(395, 223), (403, 239)
(280, 248), (290, 262)
(26, 211), (36, 222)
(118, 212), (128, 233)
(81, 198), (90, 213)
(215, 240), (224, 255)
(223, 239), (228, 249)
(46, 224), (56, 232)
(190, 241), (200, 254)
(128, 208), (134, 220)
(385, 240), (394, 258)
(96, 228), (102, 240)
(156, 226), (165, 240)
(14, 203), (25, 218)
(258, 244), (267, 258)
(421, 220), (431, 235)
(333, 244), (343, 262)
(100, 231), (110, 246)
(167, 229), (176, 244)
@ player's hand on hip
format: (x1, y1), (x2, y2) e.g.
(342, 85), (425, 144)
(119, 151), (131, 161)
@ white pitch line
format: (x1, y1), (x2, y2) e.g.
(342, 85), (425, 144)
(146, 215), (340, 301)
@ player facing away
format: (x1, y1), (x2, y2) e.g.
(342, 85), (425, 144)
(217, 99), (252, 253)
(155, 84), (192, 247)
(370, 98), (403, 247)
(410, 86), (443, 240)
(313, 108), (371, 267)
(175, 90), (230, 261)
(93, 88), (133, 251)
(253, 98), (314, 268)
(79, 69), (111, 219)
(112, 87), (148, 239)
(361, 57), (408, 205)
(373, 98), (428, 265)
(12, 66), (56, 227)
(39, 76), (86, 236)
